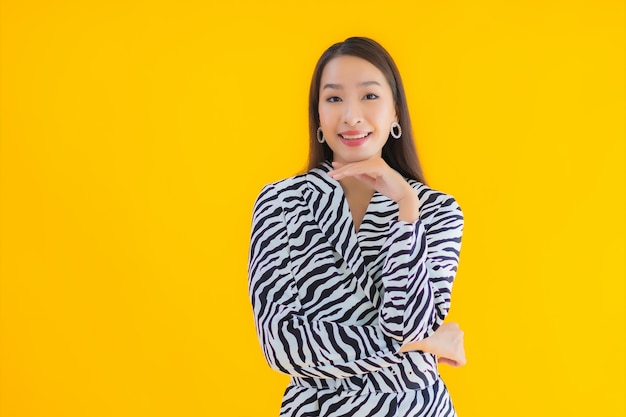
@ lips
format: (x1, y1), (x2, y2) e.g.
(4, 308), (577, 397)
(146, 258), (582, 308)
(339, 131), (370, 140)
(338, 131), (371, 147)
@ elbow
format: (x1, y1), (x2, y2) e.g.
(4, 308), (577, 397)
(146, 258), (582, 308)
(259, 325), (310, 378)
(265, 350), (316, 378)
(266, 354), (299, 376)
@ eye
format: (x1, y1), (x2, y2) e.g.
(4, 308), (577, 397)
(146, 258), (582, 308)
(364, 93), (379, 100)
(326, 96), (342, 103)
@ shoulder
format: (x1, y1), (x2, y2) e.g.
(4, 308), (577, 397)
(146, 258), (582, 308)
(253, 173), (309, 208)
(258, 173), (308, 195)
(254, 162), (333, 204)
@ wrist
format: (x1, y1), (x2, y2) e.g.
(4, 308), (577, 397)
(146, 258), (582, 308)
(399, 337), (430, 353)
(396, 189), (420, 223)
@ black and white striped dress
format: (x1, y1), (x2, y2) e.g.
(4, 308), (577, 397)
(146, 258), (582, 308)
(248, 161), (464, 417)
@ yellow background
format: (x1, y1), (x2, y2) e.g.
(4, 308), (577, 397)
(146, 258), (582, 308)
(1, 1), (624, 416)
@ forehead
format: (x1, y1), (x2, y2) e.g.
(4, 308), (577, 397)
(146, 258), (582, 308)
(320, 55), (388, 86)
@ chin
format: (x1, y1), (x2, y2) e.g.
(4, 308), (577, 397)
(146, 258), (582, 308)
(340, 152), (380, 163)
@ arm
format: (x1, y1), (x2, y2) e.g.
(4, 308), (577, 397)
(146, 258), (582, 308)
(378, 194), (464, 346)
(327, 159), (464, 351)
(248, 184), (404, 379)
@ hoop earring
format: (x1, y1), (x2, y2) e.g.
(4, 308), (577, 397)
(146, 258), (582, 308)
(316, 126), (325, 144)
(390, 121), (402, 139)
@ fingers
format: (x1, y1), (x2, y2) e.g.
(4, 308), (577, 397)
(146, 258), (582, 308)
(437, 357), (459, 367)
(438, 354), (467, 367)
(328, 160), (383, 182)
(432, 321), (467, 368)
(327, 159), (411, 203)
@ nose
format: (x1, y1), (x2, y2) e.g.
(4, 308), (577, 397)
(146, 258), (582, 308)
(342, 99), (362, 126)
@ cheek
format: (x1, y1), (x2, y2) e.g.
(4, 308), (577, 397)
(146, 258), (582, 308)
(318, 105), (337, 126)
(375, 102), (396, 125)
(367, 110), (391, 128)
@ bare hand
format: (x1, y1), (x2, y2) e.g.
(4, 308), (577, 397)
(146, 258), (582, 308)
(400, 322), (466, 367)
(327, 158), (414, 203)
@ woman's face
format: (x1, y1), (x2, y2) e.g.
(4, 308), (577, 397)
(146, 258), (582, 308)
(318, 55), (397, 164)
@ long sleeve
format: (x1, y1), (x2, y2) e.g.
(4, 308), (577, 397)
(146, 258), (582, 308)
(377, 196), (464, 346)
(248, 184), (404, 379)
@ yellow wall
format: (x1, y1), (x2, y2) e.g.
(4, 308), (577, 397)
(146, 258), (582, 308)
(1, 1), (624, 416)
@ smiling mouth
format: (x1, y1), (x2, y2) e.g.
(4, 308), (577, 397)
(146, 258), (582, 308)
(339, 132), (371, 140)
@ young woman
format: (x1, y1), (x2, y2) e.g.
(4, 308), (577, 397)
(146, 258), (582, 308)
(248, 37), (466, 417)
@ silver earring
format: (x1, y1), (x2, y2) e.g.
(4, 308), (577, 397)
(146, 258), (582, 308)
(390, 121), (402, 139)
(316, 126), (325, 143)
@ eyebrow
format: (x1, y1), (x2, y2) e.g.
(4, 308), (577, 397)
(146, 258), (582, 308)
(322, 81), (381, 90)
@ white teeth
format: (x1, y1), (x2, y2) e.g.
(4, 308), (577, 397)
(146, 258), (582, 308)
(341, 133), (369, 140)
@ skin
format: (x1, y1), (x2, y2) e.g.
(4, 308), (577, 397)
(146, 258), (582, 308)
(319, 55), (466, 367)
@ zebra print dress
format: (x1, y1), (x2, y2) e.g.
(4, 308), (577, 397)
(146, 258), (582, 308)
(248, 161), (464, 417)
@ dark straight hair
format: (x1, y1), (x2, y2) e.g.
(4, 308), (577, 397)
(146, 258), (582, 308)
(307, 37), (427, 185)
